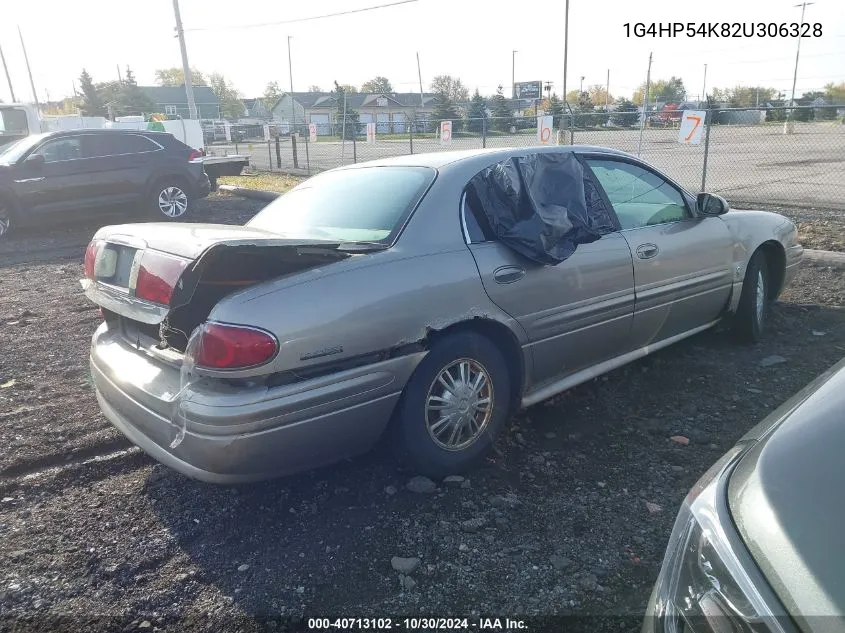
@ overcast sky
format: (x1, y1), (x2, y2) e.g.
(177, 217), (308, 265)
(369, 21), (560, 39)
(1, 0), (843, 104)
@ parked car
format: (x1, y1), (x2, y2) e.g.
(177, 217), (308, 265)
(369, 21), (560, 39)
(82, 146), (802, 483)
(643, 356), (845, 633)
(0, 129), (211, 238)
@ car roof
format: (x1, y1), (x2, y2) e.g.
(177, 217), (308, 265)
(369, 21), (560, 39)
(39, 128), (168, 139)
(336, 145), (635, 170)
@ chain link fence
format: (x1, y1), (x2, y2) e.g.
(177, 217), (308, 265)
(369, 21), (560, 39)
(206, 106), (845, 209)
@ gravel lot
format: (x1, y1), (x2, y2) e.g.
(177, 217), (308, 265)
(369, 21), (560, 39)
(1, 194), (844, 633)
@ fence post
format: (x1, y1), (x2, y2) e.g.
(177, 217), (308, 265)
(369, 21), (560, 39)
(700, 108), (713, 192)
(409, 121), (414, 155)
(305, 132), (311, 175)
(352, 127), (358, 163)
(291, 133), (300, 169)
(482, 117), (487, 149)
(234, 140), (239, 155)
(275, 137), (282, 169)
(267, 140), (273, 171)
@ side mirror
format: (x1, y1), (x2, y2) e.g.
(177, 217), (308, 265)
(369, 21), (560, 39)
(696, 192), (729, 216)
(23, 153), (45, 168)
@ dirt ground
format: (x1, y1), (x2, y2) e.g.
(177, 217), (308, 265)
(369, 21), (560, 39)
(1, 194), (844, 633)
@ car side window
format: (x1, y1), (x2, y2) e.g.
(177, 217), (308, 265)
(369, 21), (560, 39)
(33, 137), (83, 163)
(586, 158), (688, 230)
(461, 174), (615, 244)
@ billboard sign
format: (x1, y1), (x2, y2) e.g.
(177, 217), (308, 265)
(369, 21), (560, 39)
(514, 81), (542, 100)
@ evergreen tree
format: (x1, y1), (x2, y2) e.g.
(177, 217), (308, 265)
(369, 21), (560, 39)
(431, 94), (461, 133)
(609, 98), (638, 128)
(490, 85), (513, 132)
(79, 69), (105, 116)
(334, 81), (360, 139)
(466, 89), (487, 133)
(547, 94), (564, 127)
(118, 66), (155, 116)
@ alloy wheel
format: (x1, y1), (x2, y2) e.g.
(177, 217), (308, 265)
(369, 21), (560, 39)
(424, 358), (494, 451)
(755, 269), (766, 325)
(158, 186), (188, 218)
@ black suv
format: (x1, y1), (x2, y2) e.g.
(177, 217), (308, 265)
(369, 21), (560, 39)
(0, 129), (211, 238)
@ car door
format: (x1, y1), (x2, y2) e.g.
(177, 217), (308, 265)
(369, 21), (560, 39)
(584, 156), (734, 347)
(12, 135), (93, 215)
(463, 167), (636, 387)
(80, 133), (158, 205)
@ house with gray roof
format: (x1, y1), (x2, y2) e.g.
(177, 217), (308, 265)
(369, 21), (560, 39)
(270, 91), (439, 134)
(140, 85), (221, 119)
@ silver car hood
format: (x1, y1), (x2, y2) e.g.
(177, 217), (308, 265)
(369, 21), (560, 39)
(728, 357), (845, 631)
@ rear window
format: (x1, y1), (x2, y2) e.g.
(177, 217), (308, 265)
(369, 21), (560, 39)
(247, 166), (435, 243)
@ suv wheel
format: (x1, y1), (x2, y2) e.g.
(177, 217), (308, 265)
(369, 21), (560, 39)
(152, 181), (191, 219)
(0, 200), (11, 238)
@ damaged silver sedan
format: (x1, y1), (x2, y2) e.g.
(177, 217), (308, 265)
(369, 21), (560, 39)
(83, 147), (802, 483)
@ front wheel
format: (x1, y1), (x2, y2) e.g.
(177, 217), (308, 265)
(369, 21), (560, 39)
(0, 199), (11, 239)
(733, 251), (769, 343)
(393, 331), (511, 477)
(150, 180), (192, 220)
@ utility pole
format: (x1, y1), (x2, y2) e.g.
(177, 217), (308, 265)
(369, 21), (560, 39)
(0, 42), (15, 103)
(562, 0), (569, 108)
(172, 0), (197, 119)
(789, 2), (813, 115)
(117, 64), (123, 83)
(287, 36), (295, 133)
(512, 50), (517, 99)
(701, 63), (707, 105)
(18, 27), (39, 106)
(637, 52), (653, 157)
(579, 76), (584, 95)
(416, 52), (424, 107)
(605, 69), (610, 110)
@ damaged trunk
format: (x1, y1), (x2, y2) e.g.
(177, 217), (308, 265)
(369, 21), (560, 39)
(82, 224), (350, 354)
(163, 243), (348, 351)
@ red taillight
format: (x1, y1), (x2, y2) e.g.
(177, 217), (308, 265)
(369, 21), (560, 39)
(188, 149), (203, 163)
(84, 240), (103, 278)
(134, 250), (189, 305)
(193, 323), (278, 369)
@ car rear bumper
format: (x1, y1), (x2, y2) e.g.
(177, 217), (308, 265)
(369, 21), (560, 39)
(89, 322), (425, 483)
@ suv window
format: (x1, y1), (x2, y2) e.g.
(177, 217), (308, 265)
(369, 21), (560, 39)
(586, 158), (688, 230)
(33, 137), (83, 162)
(83, 134), (159, 158)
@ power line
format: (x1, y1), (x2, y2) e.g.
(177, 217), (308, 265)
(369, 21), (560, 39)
(185, 0), (420, 32)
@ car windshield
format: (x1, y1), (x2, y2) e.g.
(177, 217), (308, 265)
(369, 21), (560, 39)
(0, 133), (48, 165)
(246, 166), (435, 243)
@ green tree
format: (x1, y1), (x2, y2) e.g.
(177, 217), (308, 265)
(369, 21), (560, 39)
(115, 65), (156, 116)
(209, 73), (243, 120)
(79, 69), (105, 116)
(361, 76), (393, 93)
(338, 84), (358, 94)
(490, 85), (513, 132)
(307, 85), (322, 93)
(466, 89), (487, 133)
(154, 67), (207, 87)
(633, 76), (687, 105)
(431, 94), (461, 134)
(263, 81), (282, 110)
(546, 93), (564, 127)
(610, 97), (638, 128)
(334, 81), (359, 139)
(430, 75), (469, 103)
(711, 86), (776, 107)
(587, 85), (613, 109)
(823, 82), (845, 104)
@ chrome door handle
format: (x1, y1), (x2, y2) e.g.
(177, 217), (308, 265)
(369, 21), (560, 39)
(493, 265), (526, 284)
(636, 243), (659, 259)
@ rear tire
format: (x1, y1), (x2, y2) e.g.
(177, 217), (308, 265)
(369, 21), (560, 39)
(149, 179), (192, 220)
(393, 331), (511, 477)
(733, 250), (769, 343)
